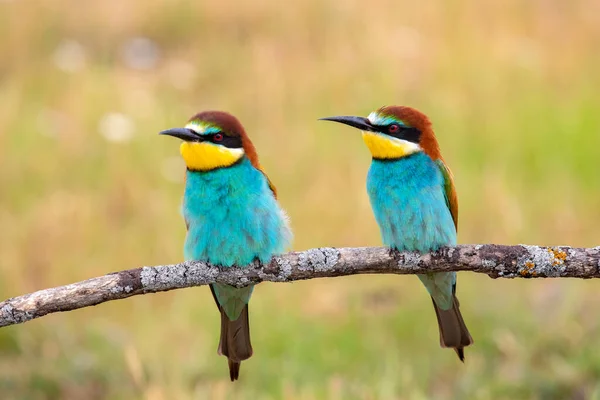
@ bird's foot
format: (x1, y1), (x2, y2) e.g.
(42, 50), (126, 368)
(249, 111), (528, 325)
(387, 247), (397, 258)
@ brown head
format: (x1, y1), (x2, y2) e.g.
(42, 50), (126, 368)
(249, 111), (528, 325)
(159, 111), (277, 196)
(320, 105), (442, 161)
(159, 111), (261, 172)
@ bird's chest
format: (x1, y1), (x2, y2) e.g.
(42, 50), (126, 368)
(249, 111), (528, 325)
(182, 162), (287, 266)
(366, 154), (456, 252)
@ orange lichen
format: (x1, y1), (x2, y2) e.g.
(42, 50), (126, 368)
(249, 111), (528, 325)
(548, 248), (567, 266)
(520, 261), (536, 277)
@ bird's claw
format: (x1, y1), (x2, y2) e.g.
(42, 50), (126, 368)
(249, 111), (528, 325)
(387, 247), (397, 258)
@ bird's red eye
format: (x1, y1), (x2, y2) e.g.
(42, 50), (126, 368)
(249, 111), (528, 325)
(214, 133), (224, 141)
(389, 124), (400, 134)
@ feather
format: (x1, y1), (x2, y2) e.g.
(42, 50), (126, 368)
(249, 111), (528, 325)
(435, 159), (459, 231)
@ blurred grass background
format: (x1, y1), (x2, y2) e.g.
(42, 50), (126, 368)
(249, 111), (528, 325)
(1, 0), (600, 398)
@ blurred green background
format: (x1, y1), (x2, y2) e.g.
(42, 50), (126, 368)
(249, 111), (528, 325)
(1, 0), (600, 399)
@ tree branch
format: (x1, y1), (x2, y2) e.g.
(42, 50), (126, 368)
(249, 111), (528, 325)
(1, 244), (599, 328)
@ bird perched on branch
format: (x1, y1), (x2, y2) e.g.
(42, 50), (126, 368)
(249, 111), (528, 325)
(160, 111), (292, 380)
(321, 106), (473, 360)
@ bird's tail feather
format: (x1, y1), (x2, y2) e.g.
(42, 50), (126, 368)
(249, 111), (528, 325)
(218, 304), (253, 381)
(431, 293), (473, 362)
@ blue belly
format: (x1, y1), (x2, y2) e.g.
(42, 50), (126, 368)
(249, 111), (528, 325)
(367, 153), (456, 252)
(367, 153), (457, 309)
(182, 157), (292, 320)
(183, 157), (291, 267)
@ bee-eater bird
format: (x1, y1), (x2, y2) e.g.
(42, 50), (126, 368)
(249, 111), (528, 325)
(320, 106), (473, 360)
(160, 111), (292, 380)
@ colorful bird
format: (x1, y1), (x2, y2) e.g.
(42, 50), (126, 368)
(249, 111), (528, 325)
(160, 111), (292, 380)
(320, 106), (473, 360)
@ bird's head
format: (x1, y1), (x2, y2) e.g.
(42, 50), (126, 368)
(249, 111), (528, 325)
(321, 105), (441, 160)
(160, 111), (259, 172)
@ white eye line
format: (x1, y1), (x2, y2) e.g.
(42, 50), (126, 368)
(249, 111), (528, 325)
(220, 146), (245, 156)
(367, 112), (400, 127)
(367, 112), (409, 130)
(184, 122), (221, 135)
(188, 139), (246, 155)
(367, 112), (379, 125)
(184, 122), (203, 134)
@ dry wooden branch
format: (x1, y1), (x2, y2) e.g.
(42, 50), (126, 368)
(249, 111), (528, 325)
(1, 244), (599, 328)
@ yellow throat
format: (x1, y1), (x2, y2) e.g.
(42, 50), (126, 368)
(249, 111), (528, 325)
(361, 132), (421, 159)
(180, 142), (244, 171)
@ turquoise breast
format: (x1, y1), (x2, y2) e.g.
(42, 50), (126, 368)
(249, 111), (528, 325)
(366, 152), (456, 252)
(182, 157), (291, 267)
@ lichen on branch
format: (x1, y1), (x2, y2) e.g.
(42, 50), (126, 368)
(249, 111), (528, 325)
(0, 244), (598, 328)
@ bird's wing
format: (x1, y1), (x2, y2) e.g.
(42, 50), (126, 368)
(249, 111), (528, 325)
(435, 159), (458, 232)
(257, 166), (278, 199)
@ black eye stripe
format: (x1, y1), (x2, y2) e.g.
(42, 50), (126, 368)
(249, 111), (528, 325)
(208, 132), (243, 148)
(377, 125), (421, 144)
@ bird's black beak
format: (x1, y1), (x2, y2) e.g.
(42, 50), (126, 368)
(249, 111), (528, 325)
(319, 116), (377, 132)
(159, 128), (201, 141)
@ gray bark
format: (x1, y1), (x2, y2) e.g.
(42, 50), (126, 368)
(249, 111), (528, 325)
(1, 244), (599, 328)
